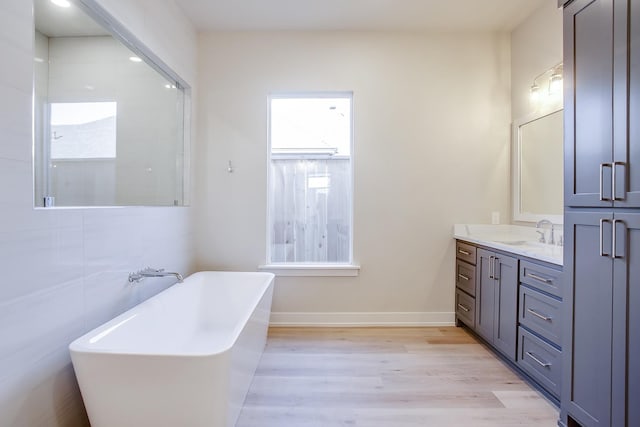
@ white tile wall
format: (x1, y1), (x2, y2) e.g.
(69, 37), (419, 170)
(0, 86), (33, 153)
(0, 1), (197, 425)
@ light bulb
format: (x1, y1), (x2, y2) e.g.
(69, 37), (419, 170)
(549, 73), (563, 95)
(530, 83), (540, 103)
(51, 0), (71, 7)
(129, 56), (142, 63)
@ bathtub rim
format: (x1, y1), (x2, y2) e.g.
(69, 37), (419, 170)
(69, 271), (275, 358)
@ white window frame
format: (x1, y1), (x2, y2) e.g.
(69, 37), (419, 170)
(260, 92), (359, 277)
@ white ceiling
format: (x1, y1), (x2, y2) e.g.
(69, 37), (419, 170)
(34, 0), (108, 37)
(175, 0), (549, 32)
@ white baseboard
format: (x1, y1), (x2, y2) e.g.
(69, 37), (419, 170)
(269, 311), (456, 327)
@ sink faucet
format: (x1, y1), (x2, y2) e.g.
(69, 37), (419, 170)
(128, 267), (183, 283)
(536, 219), (555, 245)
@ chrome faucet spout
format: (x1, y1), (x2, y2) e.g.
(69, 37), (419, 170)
(536, 219), (555, 245)
(128, 267), (184, 283)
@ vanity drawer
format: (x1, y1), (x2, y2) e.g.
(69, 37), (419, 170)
(520, 260), (562, 298)
(456, 289), (475, 328)
(456, 260), (476, 297)
(517, 327), (562, 398)
(519, 285), (562, 347)
(456, 241), (476, 265)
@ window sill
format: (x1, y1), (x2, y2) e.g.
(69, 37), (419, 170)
(258, 264), (360, 277)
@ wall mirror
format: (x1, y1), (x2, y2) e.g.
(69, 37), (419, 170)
(33, 0), (190, 207)
(512, 108), (563, 223)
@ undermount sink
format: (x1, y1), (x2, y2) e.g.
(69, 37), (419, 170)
(494, 240), (529, 246)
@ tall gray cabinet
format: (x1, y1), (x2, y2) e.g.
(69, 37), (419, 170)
(561, 0), (640, 426)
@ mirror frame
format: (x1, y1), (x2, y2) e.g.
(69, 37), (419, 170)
(33, 0), (192, 208)
(511, 108), (563, 224)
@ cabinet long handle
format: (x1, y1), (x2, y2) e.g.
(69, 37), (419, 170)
(489, 256), (494, 279)
(493, 257), (500, 280)
(527, 308), (552, 322)
(458, 273), (470, 281)
(527, 272), (552, 284)
(600, 163), (613, 201)
(457, 303), (470, 313)
(526, 351), (551, 368)
(612, 161), (626, 201)
(458, 249), (471, 256)
(612, 219), (625, 259)
(600, 218), (612, 257)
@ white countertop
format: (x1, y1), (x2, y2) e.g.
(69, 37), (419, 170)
(454, 224), (563, 266)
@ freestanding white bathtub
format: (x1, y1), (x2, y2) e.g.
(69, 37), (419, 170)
(69, 271), (274, 427)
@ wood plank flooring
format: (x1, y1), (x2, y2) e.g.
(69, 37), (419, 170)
(236, 327), (559, 427)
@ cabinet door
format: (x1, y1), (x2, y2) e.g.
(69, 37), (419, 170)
(475, 248), (495, 342)
(564, 0), (615, 207)
(611, 213), (640, 427)
(617, 0), (640, 207)
(562, 211), (614, 427)
(493, 254), (518, 361)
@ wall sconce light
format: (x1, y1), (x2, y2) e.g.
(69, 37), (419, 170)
(530, 83), (540, 103)
(549, 69), (563, 95)
(530, 62), (563, 105)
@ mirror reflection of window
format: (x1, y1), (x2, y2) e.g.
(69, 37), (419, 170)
(50, 102), (117, 159)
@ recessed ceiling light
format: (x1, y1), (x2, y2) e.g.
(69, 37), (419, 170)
(51, 0), (71, 8)
(129, 56), (142, 63)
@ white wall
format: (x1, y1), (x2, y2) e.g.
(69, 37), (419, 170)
(0, 1), (197, 425)
(195, 31), (511, 324)
(511, 1), (563, 121)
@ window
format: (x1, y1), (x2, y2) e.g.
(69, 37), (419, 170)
(268, 94), (354, 267)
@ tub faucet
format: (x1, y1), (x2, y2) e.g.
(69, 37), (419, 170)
(128, 267), (183, 283)
(536, 219), (555, 245)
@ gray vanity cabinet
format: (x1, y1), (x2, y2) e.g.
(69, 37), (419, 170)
(476, 248), (518, 361)
(564, 0), (640, 209)
(612, 212), (640, 427)
(517, 260), (563, 399)
(455, 241), (477, 329)
(562, 212), (614, 427)
(562, 211), (640, 427)
(564, 0), (615, 208)
(562, 0), (640, 425)
(621, 0), (640, 208)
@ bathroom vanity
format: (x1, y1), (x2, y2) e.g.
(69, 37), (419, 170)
(453, 224), (563, 402)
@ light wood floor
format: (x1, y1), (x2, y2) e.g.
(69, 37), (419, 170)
(236, 327), (559, 427)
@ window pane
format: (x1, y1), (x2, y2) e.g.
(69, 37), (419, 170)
(50, 102), (117, 159)
(271, 97), (351, 156)
(269, 95), (352, 264)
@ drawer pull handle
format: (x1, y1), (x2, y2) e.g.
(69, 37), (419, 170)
(528, 273), (552, 284)
(458, 249), (471, 256)
(457, 303), (471, 313)
(526, 351), (551, 368)
(458, 273), (470, 281)
(527, 308), (552, 322)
